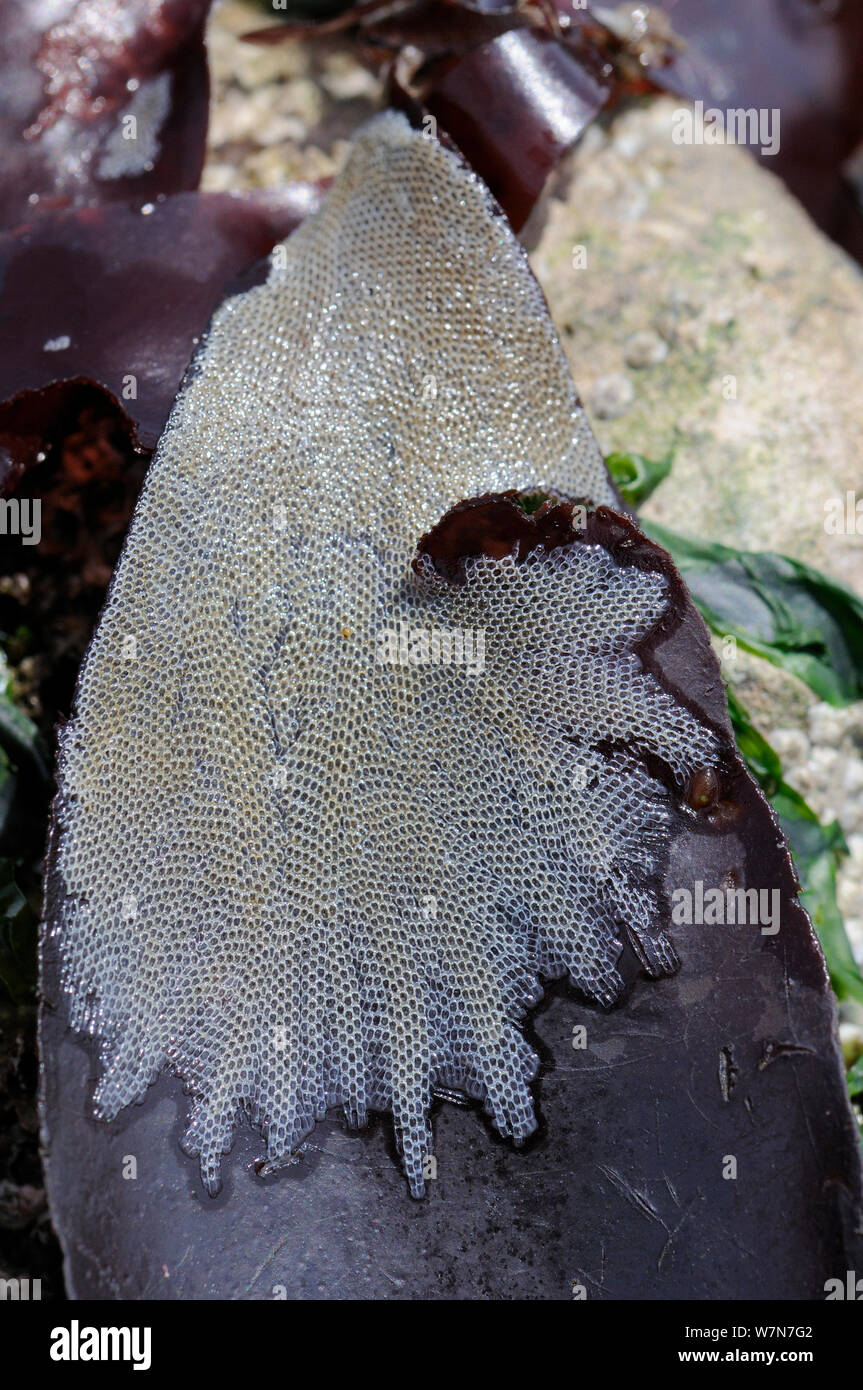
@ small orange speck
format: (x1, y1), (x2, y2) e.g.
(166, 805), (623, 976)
(341, 627), (353, 639)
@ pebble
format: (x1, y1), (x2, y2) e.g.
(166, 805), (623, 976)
(591, 372), (635, 419)
(624, 329), (668, 368)
(769, 728), (811, 764)
(652, 309), (678, 344)
(320, 54), (381, 103)
(808, 704), (848, 746)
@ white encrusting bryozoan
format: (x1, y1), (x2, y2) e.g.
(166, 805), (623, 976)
(47, 113), (718, 1197)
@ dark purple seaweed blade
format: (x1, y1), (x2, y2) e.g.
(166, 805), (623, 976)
(0, 187), (321, 492)
(0, 0), (215, 231)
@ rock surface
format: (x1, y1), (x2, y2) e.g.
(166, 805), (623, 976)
(532, 99), (863, 595)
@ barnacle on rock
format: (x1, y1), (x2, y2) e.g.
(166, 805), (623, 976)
(45, 111), (724, 1199)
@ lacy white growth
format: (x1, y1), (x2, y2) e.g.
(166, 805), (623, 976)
(48, 113), (717, 1197)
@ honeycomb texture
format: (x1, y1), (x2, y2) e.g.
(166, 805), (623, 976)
(46, 112), (719, 1197)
